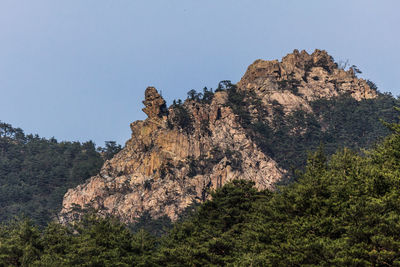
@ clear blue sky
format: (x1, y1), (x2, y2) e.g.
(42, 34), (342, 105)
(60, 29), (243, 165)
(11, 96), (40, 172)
(0, 0), (399, 146)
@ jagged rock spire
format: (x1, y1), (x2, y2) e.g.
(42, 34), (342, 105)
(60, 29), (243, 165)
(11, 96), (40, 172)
(142, 87), (168, 120)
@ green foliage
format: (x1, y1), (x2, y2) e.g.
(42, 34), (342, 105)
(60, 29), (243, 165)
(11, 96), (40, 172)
(187, 89), (201, 101)
(97, 141), (122, 160)
(216, 80), (233, 92)
(0, 121), (104, 226)
(0, 215), (158, 266)
(63, 215), (144, 266)
(201, 87), (214, 104)
(350, 64), (362, 76)
(129, 211), (173, 237)
(225, 81), (254, 127)
(181, 87), (214, 104)
(156, 180), (271, 266)
(277, 74), (302, 95)
(366, 79), (378, 91)
(169, 103), (194, 134)
(0, 218), (42, 266)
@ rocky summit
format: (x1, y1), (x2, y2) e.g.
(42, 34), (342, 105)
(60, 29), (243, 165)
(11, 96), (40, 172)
(238, 49), (376, 115)
(59, 49), (377, 224)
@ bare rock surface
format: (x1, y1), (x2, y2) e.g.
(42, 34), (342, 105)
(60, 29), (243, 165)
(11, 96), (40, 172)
(238, 49), (376, 115)
(60, 50), (377, 224)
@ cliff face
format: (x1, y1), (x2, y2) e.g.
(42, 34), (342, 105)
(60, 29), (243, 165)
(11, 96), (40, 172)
(60, 49), (377, 224)
(60, 88), (284, 223)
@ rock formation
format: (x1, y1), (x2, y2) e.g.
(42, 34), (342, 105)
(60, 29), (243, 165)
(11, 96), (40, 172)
(59, 49), (377, 224)
(238, 49), (376, 115)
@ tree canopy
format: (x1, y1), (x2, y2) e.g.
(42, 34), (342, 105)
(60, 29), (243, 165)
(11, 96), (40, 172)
(0, 122), (118, 226)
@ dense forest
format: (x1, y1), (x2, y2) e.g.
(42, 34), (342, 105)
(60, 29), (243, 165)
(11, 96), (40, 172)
(2, 115), (400, 265)
(0, 122), (121, 226)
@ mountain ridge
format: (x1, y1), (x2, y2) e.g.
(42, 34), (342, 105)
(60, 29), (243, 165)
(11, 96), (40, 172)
(59, 49), (380, 223)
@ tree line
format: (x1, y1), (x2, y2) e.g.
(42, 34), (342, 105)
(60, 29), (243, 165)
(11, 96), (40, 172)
(0, 122), (121, 226)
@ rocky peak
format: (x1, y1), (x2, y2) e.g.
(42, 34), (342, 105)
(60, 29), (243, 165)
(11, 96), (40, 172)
(59, 50), (379, 225)
(238, 49), (377, 114)
(142, 87), (168, 120)
(280, 49), (337, 74)
(59, 87), (284, 224)
(239, 49), (337, 85)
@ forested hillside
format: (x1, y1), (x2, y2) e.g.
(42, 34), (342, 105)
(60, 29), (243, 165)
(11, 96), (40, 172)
(2, 115), (400, 265)
(0, 122), (121, 226)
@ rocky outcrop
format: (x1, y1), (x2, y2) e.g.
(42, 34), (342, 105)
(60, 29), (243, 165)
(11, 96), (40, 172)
(60, 87), (284, 223)
(142, 87), (168, 120)
(238, 49), (377, 115)
(59, 49), (378, 224)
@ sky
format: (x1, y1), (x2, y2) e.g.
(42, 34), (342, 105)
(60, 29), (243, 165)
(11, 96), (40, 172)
(0, 0), (399, 146)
